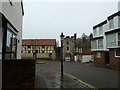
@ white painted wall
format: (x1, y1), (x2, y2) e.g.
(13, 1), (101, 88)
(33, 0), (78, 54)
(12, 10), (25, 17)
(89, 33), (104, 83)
(118, 1), (120, 11)
(0, 1), (23, 59)
(81, 55), (94, 62)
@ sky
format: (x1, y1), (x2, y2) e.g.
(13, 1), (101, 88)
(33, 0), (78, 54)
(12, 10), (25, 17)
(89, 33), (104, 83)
(22, 0), (119, 42)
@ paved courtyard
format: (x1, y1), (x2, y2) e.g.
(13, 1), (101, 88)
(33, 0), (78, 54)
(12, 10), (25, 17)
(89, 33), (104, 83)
(0, 61), (2, 90)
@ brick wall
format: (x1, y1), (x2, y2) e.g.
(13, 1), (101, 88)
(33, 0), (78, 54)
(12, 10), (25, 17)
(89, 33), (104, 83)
(2, 59), (35, 88)
(109, 49), (120, 68)
(94, 51), (109, 65)
(82, 47), (93, 55)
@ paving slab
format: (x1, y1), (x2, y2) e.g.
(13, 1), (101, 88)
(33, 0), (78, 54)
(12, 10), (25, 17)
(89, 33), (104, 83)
(35, 70), (95, 89)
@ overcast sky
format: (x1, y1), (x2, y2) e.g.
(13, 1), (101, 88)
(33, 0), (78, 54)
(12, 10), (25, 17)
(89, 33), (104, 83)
(22, 0), (119, 42)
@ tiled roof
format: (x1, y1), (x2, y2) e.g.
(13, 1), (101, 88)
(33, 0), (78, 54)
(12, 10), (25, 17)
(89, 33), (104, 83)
(22, 39), (56, 46)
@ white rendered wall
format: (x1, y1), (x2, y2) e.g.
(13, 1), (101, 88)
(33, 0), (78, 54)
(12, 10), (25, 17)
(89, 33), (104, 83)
(81, 55), (94, 62)
(118, 1), (120, 11)
(0, 1), (23, 59)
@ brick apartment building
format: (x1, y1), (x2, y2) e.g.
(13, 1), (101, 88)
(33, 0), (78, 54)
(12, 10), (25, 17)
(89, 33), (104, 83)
(22, 39), (56, 60)
(75, 33), (94, 62)
(91, 1), (120, 67)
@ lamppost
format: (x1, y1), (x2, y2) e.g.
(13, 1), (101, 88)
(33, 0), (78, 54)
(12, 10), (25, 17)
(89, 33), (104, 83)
(60, 32), (64, 81)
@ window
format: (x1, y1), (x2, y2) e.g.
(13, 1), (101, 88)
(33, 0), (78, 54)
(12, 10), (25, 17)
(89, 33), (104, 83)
(106, 33), (116, 47)
(42, 46), (45, 49)
(118, 16), (120, 28)
(42, 51), (44, 53)
(79, 48), (82, 53)
(5, 30), (17, 59)
(98, 39), (103, 49)
(93, 29), (97, 36)
(28, 50), (31, 53)
(28, 46), (31, 48)
(109, 19), (114, 29)
(97, 52), (101, 58)
(115, 49), (120, 57)
(66, 41), (69, 44)
(118, 33), (120, 46)
(99, 26), (103, 35)
(66, 47), (69, 50)
(91, 40), (97, 49)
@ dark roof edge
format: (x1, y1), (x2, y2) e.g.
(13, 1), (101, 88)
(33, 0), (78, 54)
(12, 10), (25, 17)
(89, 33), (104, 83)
(92, 36), (103, 40)
(21, 0), (24, 16)
(93, 20), (107, 29)
(108, 11), (120, 20)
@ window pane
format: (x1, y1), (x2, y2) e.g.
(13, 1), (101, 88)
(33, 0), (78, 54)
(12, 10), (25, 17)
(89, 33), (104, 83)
(106, 33), (116, 42)
(118, 33), (120, 40)
(116, 49), (120, 56)
(5, 54), (11, 59)
(0, 54), (2, 60)
(12, 35), (17, 52)
(6, 30), (12, 52)
(11, 53), (15, 59)
(109, 19), (114, 29)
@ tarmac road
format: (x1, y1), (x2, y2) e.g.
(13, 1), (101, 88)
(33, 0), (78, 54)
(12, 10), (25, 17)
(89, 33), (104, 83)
(36, 60), (119, 89)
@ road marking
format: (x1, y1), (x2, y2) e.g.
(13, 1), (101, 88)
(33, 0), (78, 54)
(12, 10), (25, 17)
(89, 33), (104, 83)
(64, 73), (99, 90)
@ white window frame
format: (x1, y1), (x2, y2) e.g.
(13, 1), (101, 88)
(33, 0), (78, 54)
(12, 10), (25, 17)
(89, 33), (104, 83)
(115, 49), (120, 57)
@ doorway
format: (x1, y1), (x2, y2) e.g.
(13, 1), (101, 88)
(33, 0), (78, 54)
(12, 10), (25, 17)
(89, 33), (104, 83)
(105, 52), (110, 65)
(65, 53), (71, 61)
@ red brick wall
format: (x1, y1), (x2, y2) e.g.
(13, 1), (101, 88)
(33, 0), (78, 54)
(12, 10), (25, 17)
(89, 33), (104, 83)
(82, 47), (93, 55)
(94, 51), (109, 65)
(2, 60), (35, 88)
(109, 49), (120, 68)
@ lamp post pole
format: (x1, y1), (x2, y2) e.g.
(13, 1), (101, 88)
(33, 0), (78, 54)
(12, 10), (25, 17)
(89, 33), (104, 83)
(60, 32), (64, 82)
(61, 39), (63, 78)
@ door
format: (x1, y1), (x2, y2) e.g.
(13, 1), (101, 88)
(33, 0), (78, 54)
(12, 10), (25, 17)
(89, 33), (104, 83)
(105, 52), (109, 64)
(65, 53), (71, 61)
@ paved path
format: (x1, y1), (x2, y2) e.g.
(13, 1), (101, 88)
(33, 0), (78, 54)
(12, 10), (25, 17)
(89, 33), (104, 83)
(36, 60), (119, 89)
(0, 61), (2, 90)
